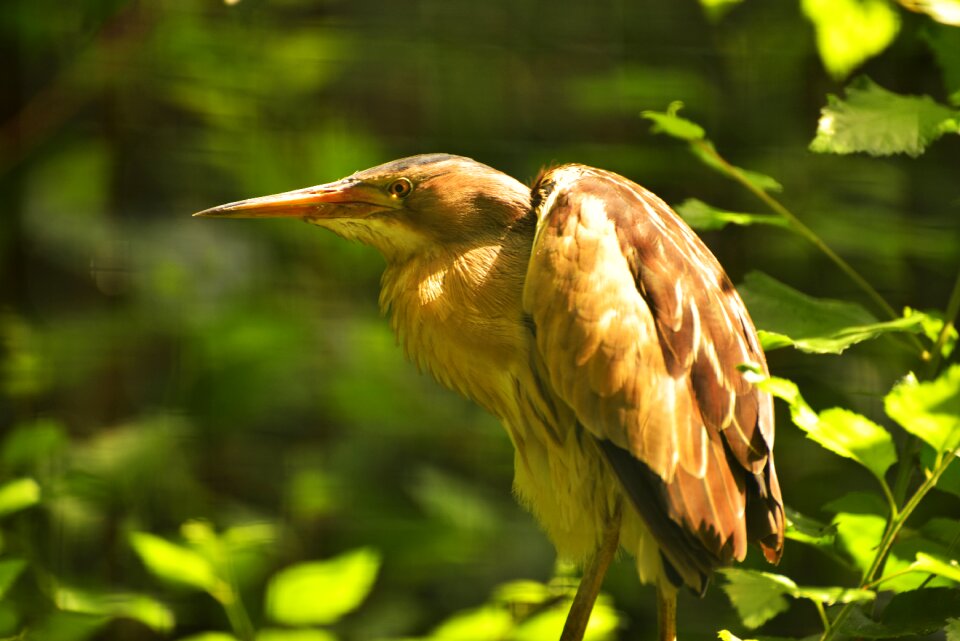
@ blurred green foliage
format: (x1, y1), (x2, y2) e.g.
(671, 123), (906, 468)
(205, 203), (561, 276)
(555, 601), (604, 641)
(1, 1), (959, 640)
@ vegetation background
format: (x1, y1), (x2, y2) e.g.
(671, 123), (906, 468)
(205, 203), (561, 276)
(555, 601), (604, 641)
(0, 1), (958, 640)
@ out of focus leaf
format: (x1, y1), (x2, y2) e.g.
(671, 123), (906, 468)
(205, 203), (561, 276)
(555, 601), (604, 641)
(1, 418), (68, 469)
(641, 102), (705, 141)
(699, 0), (744, 21)
(27, 611), (107, 641)
(180, 634), (241, 641)
(426, 606), (513, 641)
(265, 547), (380, 626)
(802, 0), (899, 79)
(810, 77), (960, 157)
(674, 199), (787, 231)
(720, 569), (794, 628)
(885, 366), (960, 453)
(792, 585), (874, 605)
(750, 376), (896, 483)
(0, 477), (40, 518)
(738, 271), (925, 353)
(129, 532), (219, 593)
(0, 559), (26, 599)
(921, 445), (960, 497)
(513, 596), (618, 641)
(257, 630), (338, 641)
(924, 24), (960, 104)
(54, 585), (175, 633)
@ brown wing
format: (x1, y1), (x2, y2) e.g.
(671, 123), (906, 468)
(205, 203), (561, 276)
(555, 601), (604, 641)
(523, 165), (783, 590)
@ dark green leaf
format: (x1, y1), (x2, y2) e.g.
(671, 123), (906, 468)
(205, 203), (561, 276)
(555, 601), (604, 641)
(921, 445), (960, 498)
(810, 77), (960, 157)
(880, 587), (960, 636)
(784, 507), (847, 565)
(885, 365), (960, 453)
(265, 547), (380, 626)
(924, 24), (960, 104)
(0, 558), (26, 599)
(738, 271), (925, 354)
(801, 0), (899, 79)
(674, 199), (787, 231)
(641, 102), (705, 141)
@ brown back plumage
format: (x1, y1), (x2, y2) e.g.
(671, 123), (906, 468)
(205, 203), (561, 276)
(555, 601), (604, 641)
(524, 164), (784, 591)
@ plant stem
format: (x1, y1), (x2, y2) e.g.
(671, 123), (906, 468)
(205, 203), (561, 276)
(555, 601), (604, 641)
(927, 266), (960, 376)
(690, 140), (918, 336)
(819, 444), (960, 641)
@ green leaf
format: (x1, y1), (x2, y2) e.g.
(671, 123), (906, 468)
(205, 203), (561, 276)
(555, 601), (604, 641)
(428, 606), (514, 641)
(257, 630), (338, 641)
(53, 585), (175, 634)
(912, 553), (960, 583)
(784, 507), (847, 564)
(129, 531), (218, 592)
(878, 587), (960, 637)
(674, 199), (788, 231)
(752, 376), (896, 483)
(948, 617), (960, 641)
(513, 595), (618, 641)
(885, 365), (960, 453)
(921, 444), (960, 497)
(641, 101), (705, 141)
(265, 547), (380, 626)
(738, 271), (925, 354)
(720, 569), (795, 628)
(801, 0), (900, 79)
(688, 141), (783, 193)
(699, 0), (743, 21)
(823, 493), (889, 575)
(810, 77), (960, 157)
(27, 611), (107, 641)
(924, 24), (960, 104)
(0, 477), (40, 518)
(179, 634), (241, 641)
(0, 558), (26, 599)
(815, 408), (898, 482)
(792, 585), (874, 606)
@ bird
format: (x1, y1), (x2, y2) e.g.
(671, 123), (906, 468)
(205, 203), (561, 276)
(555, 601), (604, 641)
(195, 154), (784, 641)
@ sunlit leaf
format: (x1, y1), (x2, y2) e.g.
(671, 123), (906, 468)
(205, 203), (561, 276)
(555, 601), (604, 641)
(720, 569), (796, 629)
(823, 493), (888, 575)
(180, 633), (241, 641)
(427, 606), (514, 641)
(641, 101), (705, 141)
(792, 585), (874, 606)
(811, 77), (960, 157)
(674, 199), (787, 231)
(0, 559), (26, 599)
(784, 507), (847, 565)
(802, 0), (900, 79)
(738, 271), (925, 353)
(885, 365), (960, 453)
(751, 376), (897, 482)
(912, 553), (960, 583)
(699, 0), (743, 21)
(513, 595), (618, 641)
(257, 629), (338, 641)
(0, 477), (40, 518)
(265, 547), (380, 626)
(129, 532), (218, 592)
(53, 585), (175, 634)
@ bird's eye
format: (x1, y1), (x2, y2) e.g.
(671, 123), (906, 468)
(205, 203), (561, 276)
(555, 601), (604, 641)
(387, 178), (413, 198)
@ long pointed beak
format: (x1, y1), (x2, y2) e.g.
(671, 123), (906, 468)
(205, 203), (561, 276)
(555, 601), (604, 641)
(193, 178), (394, 219)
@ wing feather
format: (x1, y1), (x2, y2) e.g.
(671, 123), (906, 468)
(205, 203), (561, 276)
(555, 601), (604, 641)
(524, 165), (784, 588)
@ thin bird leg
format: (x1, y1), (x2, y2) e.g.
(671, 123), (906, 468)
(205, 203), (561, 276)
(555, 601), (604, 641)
(657, 583), (678, 641)
(559, 501), (622, 641)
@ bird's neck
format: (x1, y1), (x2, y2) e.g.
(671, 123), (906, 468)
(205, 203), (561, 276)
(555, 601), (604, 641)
(378, 216), (535, 415)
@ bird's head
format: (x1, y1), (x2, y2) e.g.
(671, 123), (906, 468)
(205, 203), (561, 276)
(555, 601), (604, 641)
(194, 154), (531, 260)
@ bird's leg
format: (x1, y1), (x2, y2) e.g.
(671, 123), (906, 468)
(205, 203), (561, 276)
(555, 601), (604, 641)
(559, 501), (622, 641)
(656, 582), (678, 641)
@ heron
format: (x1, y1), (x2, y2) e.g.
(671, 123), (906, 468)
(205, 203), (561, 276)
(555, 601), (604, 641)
(195, 154), (784, 641)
